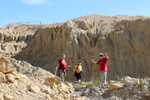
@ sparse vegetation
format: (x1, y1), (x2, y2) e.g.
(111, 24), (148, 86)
(92, 79), (101, 86)
(121, 79), (125, 83)
(117, 75), (120, 81)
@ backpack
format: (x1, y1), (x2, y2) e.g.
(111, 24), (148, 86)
(74, 65), (79, 76)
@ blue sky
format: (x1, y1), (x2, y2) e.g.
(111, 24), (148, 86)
(0, 0), (150, 26)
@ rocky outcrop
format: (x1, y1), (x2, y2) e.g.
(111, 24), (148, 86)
(15, 14), (150, 81)
(0, 23), (58, 57)
(0, 57), (76, 100)
(72, 77), (150, 100)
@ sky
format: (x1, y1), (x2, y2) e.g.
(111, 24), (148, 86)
(0, 0), (150, 26)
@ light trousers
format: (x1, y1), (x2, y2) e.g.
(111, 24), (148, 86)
(100, 71), (107, 84)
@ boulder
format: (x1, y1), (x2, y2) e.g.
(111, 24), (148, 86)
(108, 81), (123, 91)
(0, 64), (14, 74)
(124, 76), (139, 86)
(140, 79), (146, 85)
(140, 78), (150, 85)
(44, 77), (61, 89)
(11, 71), (29, 82)
(28, 85), (41, 93)
(57, 84), (72, 94)
(0, 57), (14, 74)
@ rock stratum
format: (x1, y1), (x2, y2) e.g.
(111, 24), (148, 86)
(14, 14), (150, 82)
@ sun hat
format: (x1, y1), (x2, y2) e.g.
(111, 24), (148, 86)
(99, 53), (104, 56)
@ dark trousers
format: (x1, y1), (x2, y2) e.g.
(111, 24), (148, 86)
(75, 73), (81, 81)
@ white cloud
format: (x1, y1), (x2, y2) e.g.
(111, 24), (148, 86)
(21, 0), (48, 5)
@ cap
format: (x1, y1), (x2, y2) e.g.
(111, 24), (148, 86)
(78, 60), (82, 62)
(99, 53), (104, 56)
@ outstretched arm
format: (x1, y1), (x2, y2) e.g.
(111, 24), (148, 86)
(105, 53), (109, 59)
(90, 59), (97, 64)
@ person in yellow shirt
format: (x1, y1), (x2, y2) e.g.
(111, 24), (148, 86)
(74, 60), (82, 82)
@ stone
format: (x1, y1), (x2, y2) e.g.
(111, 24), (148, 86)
(5, 74), (16, 83)
(86, 82), (94, 88)
(124, 76), (139, 86)
(0, 72), (6, 83)
(91, 86), (100, 96)
(4, 94), (14, 100)
(132, 95), (138, 99)
(83, 88), (90, 96)
(0, 57), (14, 74)
(140, 78), (146, 85)
(0, 93), (4, 100)
(75, 84), (86, 90)
(65, 82), (73, 88)
(44, 77), (61, 89)
(28, 85), (41, 93)
(108, 81), (123, 91)
(141, 85), (148, 92)
(145, 91), (150, 97)
(0, 64), (14, 74)
(41, 86), (52, 94)
(11, 71), (29, 82)
(57, 84), (72, 94)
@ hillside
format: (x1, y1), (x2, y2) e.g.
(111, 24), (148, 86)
(14, 14), (150, 81)
(0, 14), (150, 100)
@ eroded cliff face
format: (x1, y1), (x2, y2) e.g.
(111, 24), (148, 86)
(15, 15), (150, 81)
(0, 23), (60, 56)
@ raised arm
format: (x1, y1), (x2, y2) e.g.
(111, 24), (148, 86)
(105, 53), (109, 59)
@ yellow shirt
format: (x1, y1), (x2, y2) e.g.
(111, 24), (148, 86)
(74, 65), (82, 73)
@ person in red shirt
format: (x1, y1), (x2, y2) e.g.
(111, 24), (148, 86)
(90, 53), (109, 85)
(55, 54), (70, 82)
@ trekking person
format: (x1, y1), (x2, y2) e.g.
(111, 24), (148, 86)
(74, 60), (83, 82)
(55, 54), (71, 82)
(90, 53), (109, 85)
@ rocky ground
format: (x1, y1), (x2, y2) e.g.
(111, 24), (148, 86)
(73, 76), (150, 100)
(0, 15), (150, 100)
(0, 57), (77, 100)
(0, 56), (150, 100)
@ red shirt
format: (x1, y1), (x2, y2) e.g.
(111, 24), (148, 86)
(58, 59), (67, 67)
(96, 57), (108, 71)
(58, 59), (67, 72)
